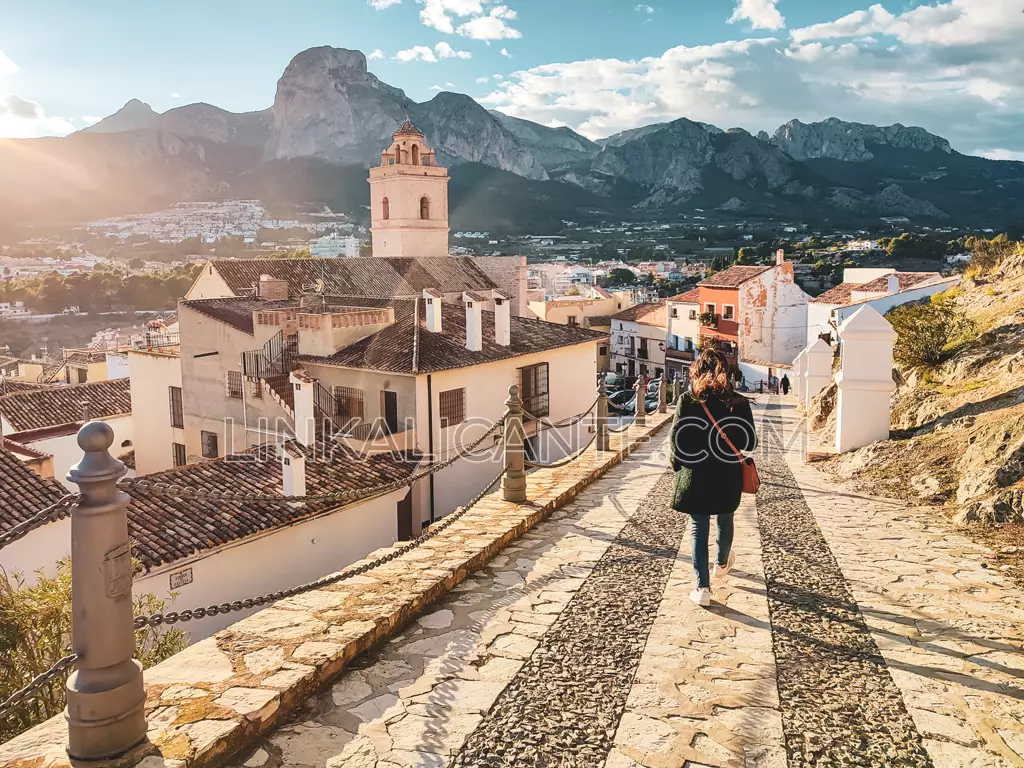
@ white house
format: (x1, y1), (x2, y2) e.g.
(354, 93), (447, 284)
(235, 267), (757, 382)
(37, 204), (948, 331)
(807, 268), (960, 346)
(128, 346), (186, 475)
(0, 379), (134, 490)
(609, 301), (668, 380)
(665, 288), (700, 380)
(309, 233), (359, 258)
(552, 266), (597, 294)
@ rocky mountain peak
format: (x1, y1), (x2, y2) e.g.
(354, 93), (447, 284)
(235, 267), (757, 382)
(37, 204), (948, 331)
(82, 98), (158, 134)
(771, 117), (953, 161)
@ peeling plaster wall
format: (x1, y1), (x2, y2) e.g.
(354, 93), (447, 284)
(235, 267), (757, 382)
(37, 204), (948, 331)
(738, 265), (810, 366)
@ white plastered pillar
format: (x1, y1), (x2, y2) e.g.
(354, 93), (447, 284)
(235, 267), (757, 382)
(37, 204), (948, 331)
(835, 305), (897, 454)
(803, 338), (833, 410)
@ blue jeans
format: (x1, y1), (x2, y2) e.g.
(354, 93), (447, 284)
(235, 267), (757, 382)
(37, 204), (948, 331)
(690, 514), (734, 589)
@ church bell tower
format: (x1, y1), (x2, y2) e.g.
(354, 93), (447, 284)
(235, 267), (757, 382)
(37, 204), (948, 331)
(368, 120), (450, 259)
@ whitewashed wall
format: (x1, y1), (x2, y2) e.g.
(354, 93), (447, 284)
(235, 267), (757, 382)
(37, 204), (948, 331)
(833, 278), (960, 335)
(129, 350), (184, 475)
(739, 266), (810, 366)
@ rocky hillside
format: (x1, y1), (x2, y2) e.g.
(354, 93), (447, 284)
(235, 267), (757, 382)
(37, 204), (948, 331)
(819, 249), (1024, 529)
(2, 45), (1023, 228)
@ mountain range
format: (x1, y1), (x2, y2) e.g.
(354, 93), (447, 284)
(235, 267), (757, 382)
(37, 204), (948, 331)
(1, 45), (1022, 234)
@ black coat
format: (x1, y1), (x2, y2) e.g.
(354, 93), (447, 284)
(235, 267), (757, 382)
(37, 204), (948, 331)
(669, 391), (757, 516)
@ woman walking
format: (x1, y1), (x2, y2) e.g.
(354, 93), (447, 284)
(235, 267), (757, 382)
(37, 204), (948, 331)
(670, 350), (757, 606)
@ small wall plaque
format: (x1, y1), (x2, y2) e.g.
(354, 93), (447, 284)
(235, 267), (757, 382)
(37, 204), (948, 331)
(169, 567), (194, 590)
(104, 542), (132, 599)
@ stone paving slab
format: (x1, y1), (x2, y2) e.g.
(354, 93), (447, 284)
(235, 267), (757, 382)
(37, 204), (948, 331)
(0, 413), (673, 768)
(777, 402), (1024, 768)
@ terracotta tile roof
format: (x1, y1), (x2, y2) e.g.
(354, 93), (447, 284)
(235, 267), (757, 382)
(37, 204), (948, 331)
(300, 299), (605, 375)
(809, 272), (945, 306)
(610, 301), (665, 324)
(0, 380), (52, 395)
(809, 282), (858, 305)
(119, 449), (136, 470)
(857, 271), (943, 293)
(0, 379), (132, 432)
(586, 316), (611, 327)
(125, 441), (421, 570)
(209, 258), (502, 300)
(698, 265), (771, 289)
(0, 446), (68, 536)
(4, 439), (53, 462)
(179, 296), (274, 334)
(394, 119), (423, 137)
(668, 288), (701, 303)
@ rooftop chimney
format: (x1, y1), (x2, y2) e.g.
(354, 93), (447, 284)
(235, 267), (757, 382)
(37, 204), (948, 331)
(887, 274), (900, 296)
(259, 274), (289, 301)
(423, 289), (442, 333)
(280, 442), (306, 497)
(290, 371), (316, 447)
(776, 249), (786, 266)
(493, 292), (511, 347)
(463, 292), (483, 352)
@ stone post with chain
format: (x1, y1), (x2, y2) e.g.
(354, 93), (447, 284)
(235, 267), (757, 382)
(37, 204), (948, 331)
(657, 374), (667, 414)
(595, 377), (610, 452)
(501, 384), (527, 503)
(634, 378), (646, 427)
(65, 422), (147, 760)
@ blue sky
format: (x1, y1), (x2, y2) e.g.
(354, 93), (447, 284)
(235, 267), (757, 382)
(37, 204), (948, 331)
(1, 0), (1022, 158)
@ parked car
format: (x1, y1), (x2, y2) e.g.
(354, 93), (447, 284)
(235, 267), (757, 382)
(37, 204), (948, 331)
(602, 372), (635, 392)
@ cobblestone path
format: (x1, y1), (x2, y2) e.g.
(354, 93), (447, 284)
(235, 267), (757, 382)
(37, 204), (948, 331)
(757, 409), (933, 768)
(229, 398), (1024, 768)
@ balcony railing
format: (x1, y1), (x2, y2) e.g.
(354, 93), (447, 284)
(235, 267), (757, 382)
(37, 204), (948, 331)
(699, 311), (718, 328)
(665, 347), (695, 362)
(242, 331), (299, 380)
(637, 348), (649, 360)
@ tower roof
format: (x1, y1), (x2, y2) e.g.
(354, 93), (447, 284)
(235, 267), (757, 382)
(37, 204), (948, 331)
(393, 119), (424, 138)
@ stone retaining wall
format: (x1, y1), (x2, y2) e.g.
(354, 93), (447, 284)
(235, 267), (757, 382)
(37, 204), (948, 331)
(0, 412), (672, 768)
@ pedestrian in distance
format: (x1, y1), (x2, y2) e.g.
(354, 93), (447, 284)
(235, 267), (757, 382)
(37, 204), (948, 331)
(781, 374), (791, 396)
(669, 349), (757, 607)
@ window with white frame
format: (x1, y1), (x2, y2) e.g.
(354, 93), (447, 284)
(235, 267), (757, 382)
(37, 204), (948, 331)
(723, 304), (735, 319)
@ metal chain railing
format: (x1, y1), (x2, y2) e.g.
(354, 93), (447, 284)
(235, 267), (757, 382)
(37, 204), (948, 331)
(117, 420), (504, 505)
(133, 465), (509, 629)
(522, 396), (600, 433)
(524, 431), (600, 470)
(0, 653), (78, 722)
(0, 494), (81, 551)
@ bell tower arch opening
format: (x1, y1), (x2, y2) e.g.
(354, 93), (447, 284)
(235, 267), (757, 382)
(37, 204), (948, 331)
(412, 144), (419, 165)
(420, 196), (430, 220)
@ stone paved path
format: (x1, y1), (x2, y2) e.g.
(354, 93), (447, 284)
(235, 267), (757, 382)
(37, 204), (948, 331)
(229, 398), (1024, 768)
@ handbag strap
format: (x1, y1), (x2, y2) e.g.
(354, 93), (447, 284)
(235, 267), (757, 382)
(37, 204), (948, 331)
(700, 399), (744, 460)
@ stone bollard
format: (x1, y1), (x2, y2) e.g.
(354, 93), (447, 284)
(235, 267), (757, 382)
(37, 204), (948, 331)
(803, 338), (833, 410)
(657, 375), (667, 414)
(596, 378), (610, 452)
(501, 384), (527, 502)
(634, 379), (646, 427)
(835, 305), (897, 454)
(65, 422), (147, 760)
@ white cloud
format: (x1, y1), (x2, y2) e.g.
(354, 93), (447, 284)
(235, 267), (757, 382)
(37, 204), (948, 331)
(369, 48), (386, 60)
(983, 149), (1024, 161)
(369, 0), (401, 9)
(419, 0), (485, 34)
(457, 5), (521, 40)
(395, 41), (472, 62)
(435, 41), (473, 59)
(0, 50), (18, 76)
(635, 4), (654, 13)
(396, 45), (438, 63)
(728, 0), (785, 31)
(170, 92), (181, 99)
(476, 75), (490, 83)
(482, 3), (1024, 159)
(500, 47), (512, 57)
(445, 81), (455, 87)
(0, 94), (77, 138)
(430, 84), (444, 90)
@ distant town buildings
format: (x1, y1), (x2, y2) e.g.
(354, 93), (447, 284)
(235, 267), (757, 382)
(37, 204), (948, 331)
(309, 233), (359, 258)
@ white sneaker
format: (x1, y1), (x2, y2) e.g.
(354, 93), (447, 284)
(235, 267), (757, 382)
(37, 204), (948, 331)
(714, 550), (736, 579)
(689, 588), (711, 607)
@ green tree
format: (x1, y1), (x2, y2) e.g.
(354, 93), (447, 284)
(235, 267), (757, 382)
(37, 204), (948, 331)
(602, 268), (636, 287)
(888, 295), (975, 368)
(735, 247), (756, 264)
(0, 561), (186, 741)
(885, 232), (946, 262)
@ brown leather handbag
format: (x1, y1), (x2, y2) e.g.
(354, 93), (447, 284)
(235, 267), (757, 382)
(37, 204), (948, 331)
(701, 400), (760, 494)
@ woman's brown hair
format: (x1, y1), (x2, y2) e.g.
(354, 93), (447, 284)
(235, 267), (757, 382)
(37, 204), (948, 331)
(689, 349), (733, 400)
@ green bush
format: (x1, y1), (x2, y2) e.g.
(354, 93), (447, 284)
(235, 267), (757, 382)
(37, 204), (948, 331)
(888, 296), (975, 368)
(0, 561), (186, 741)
